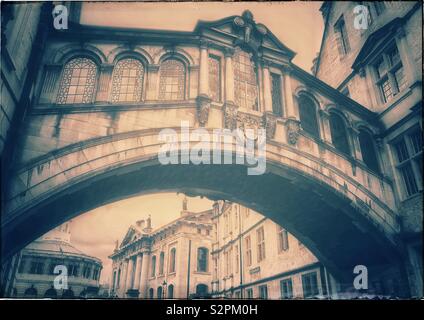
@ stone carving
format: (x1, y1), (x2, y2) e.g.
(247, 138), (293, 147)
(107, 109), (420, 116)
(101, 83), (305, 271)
(232, 10), (267, 53)
(263, 112), (277, 140)
(196, 95), (212, 127)
(223, 102), (238, 130)
(286, 118), (301, 145)
(237, 112), (262, 133)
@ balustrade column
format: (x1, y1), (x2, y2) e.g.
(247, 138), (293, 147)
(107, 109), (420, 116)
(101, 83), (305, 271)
(95, 64), (114, 103)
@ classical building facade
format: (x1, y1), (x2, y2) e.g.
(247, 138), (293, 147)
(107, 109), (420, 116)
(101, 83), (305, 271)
(109, 203), (213, 299)
(210, 201), (339, 299)
(0, 221), (102, 298)
(314, 1), (422, 297)
(1, 2), (422, 298)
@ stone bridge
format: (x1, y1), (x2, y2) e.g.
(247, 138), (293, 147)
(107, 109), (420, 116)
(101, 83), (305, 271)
(1, 10), (408, 287)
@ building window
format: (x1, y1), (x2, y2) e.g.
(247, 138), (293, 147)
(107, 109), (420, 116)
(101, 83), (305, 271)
(234, 47), (258, 111)
(298, 94), (320, 139)
(157, 286), (163, 299)
(271, 73), (283, 116)
(209, 55), (221, 101)
(197, 247), (209, 272)
(373, 2), (386, 16)
(280, 278), (293, 299)
(259, 285), (268, 299)
(151, 256), (156, 277)
(169, 248), (176, 273)
(57, 57), (97, 104)
(168, 284), (174, 298)
(68, 264), (79, 277)
(392, 127), (422, 197)
(159, 58), (185, 100)
(245, 235), (252, 266)
(29, 260), (44, 275)
(159, 251), (165, 275)
(82, 265), (92, 278)
(256, 227), (266, 262)
(111, 58), (144, 103)
(329, 112), (351, 156)
(277, 226), (289, 252)
(246, 288), (253, 299)
(334, 16), (350, 56)
(302, 272), (319, 298)
(374, 45), (407, 103)
(358, 129), (380, 173)
(18, 257), (28, 273)
(149, 288), (154, 298)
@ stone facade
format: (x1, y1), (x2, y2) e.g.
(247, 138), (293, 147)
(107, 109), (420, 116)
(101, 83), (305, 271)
(109, 206), (213, 299)
(315, 1), (422, 297)
(0, 221), (102, 298)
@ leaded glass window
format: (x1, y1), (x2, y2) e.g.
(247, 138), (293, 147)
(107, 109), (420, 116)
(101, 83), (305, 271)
(56, 57), (97, 104)
(159, 59), (185, 100)
(234, 48), (258, 111)
(298, 95), (320, 138)
(329, 113), (351, 156)
(209, 55), (220, 101)
(111, 58), (144, 103)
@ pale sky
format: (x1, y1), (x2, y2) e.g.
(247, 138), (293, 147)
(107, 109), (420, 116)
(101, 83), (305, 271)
(47, 2), (325, 285)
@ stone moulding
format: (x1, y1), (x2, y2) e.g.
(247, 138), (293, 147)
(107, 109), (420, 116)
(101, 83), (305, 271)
(285, 118), (301, 145)
(196, 94), (212, 127)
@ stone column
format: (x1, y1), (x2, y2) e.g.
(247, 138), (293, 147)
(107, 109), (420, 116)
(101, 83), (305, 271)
(349, 127), (363, 161)
(199, 40), (209, 96)
(282, 65), (300, 145)
(125, 257), (135, 293)
(121, 260), (129, 296)
(224, 48), (235, 104)
(134, 254), (143, 294)
(95, 64), (114, 103)
(140, 251), (151, 298)
(262, 61), (273, 113)
(319, 110), (333, 144)
(38, 64), (62, 104)
(146, 65), (160, 100)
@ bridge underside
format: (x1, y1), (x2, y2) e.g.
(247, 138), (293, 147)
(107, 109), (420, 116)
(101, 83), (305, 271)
(1, 159), (403, 283)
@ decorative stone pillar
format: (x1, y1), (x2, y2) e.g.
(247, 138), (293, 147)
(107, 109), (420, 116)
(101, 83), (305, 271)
(262, 61), (273, 113)
(140, 250), (151, 298)
(38, 64), (62, 104)
(133, 254), (143, 294)
(282, 65), (300, 145)
(319, 110), (333, 144)
(146, 65), (160, 100)
(224, 48), (235, 104)
(125, 257), (135, 293)
(199, 40), (209, 96)
(95, 63), (114, 103)
(349, 127), (363, 161)
(121, 260), (129, 295)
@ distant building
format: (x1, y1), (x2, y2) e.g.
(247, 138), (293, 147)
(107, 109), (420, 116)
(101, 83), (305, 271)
(2, 221), (102, 298)
(211, 201), (339, 299)
(109, 198), (213, 299)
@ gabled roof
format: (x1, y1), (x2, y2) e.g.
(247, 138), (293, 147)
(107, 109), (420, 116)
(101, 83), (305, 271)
(119, 225), (143, 248)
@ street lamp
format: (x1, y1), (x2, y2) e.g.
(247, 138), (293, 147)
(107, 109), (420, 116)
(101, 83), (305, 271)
(162, 280), (167, 299)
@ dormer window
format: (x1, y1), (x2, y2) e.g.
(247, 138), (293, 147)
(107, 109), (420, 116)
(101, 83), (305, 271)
(374, 45), (407, 103)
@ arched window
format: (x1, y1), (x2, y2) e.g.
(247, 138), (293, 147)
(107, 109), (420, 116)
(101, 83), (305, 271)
(234, 47), (258, 111)
(329, 112), (351, 155)
(358, 129), (380, 173)
(111, 58), (144, 103)
(151, 256), (156, 277)
(24, 285), (38, 297)
(197, 247), (209, 272)
(62, 288), (75, 299)
(159, 251), (165, 275)
(57, 57), (97, 104)
(168, 284), (174, 298)
(298, 94), (319, 138)
(159, 58), (185, 100)
(195, 284), (208, 297)
(44, 286), (57, 299)
(149, 288), (154, 299)
(169, 248), (176, 273)
(157, 286), (163, 299)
